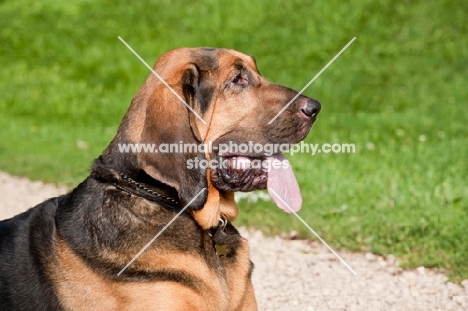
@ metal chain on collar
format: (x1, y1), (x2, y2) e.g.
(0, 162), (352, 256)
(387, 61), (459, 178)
(119, 173), (179, 205)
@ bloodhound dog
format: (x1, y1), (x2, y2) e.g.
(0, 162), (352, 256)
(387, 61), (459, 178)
(0, 48), (320, 310)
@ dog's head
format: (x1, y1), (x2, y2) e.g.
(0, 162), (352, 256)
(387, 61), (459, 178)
(102, 48), (320, 225)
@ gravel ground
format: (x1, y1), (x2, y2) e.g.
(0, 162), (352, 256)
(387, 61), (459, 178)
(1, 171), (467, 310)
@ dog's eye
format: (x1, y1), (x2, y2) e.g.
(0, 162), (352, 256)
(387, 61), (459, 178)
(231, 72), (248, 86)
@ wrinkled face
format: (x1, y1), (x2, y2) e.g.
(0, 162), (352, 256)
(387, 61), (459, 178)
(182, 48), (321, 192)
(132, 47), (321, 208)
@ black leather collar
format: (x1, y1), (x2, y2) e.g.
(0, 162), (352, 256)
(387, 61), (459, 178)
(114, 173), (181, 212)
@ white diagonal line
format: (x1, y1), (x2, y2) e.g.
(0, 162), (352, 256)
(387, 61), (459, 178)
(268, 37), (356, 124)
(118, 36), (207, 125)
(117, 188), (207, 276)
(268, 187), (357, 275)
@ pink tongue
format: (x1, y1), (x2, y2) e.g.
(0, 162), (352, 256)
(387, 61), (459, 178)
(267, 154), (302, 213)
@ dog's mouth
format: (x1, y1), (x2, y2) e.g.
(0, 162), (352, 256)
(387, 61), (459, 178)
(212, 153), (302, 213)
(216, 155), (268, 191)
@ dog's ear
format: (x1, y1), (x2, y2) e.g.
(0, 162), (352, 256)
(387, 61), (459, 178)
(136, 61), (210, 209)
(181, 60), (239, 229)
(181, 64), (206, 141)
(100, 48), (225, 218)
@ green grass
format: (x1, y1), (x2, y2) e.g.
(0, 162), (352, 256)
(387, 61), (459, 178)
(1, 0), (467, 281)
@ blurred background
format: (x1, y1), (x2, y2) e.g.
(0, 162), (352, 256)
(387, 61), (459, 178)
(0, 0), (467, 281)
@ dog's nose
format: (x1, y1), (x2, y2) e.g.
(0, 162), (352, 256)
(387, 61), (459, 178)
(301, 99), (321, 118)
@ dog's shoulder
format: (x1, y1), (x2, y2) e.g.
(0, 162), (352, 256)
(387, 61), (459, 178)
(0, 196), (59, 250)
(0, 196), (63, 310)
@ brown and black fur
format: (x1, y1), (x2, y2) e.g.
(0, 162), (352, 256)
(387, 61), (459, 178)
(0, 48), (320, 310)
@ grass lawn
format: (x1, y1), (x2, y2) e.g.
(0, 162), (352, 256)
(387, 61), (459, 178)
(1, 0), (467, 281)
